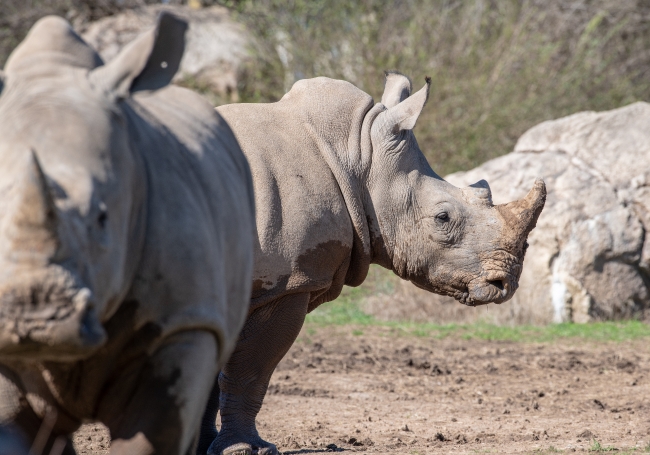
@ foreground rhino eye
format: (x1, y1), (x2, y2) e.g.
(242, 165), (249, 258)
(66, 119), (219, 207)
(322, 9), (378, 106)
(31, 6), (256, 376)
(435, 212), (449, 222)
(97, 204), (108, 229)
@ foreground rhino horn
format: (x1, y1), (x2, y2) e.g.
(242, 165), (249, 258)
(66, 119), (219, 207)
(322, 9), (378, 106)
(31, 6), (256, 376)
(9, 151), (59, 257)
(496, 178), (547, 239)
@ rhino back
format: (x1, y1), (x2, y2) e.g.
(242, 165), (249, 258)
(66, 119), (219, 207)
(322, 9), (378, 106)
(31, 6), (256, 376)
(218, 102), (354, 311)
(125, 85), (255, 360)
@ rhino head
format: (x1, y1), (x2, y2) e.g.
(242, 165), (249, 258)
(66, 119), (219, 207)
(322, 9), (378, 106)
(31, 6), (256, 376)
(367, 72), (545, 306)
(0, 14), (186, 360)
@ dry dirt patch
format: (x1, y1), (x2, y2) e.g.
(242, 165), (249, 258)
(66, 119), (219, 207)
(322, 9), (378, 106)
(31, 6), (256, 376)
(74, 325), (650, 454)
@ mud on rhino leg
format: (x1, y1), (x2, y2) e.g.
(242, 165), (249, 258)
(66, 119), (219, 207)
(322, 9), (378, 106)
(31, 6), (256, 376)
(98, 330), (218, 455)
(206, 293), (309, 455)
(0, 364), (76, 455)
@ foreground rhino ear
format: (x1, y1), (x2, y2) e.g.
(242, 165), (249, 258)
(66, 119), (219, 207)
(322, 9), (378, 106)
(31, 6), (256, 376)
(381, 77), (430, 133)
(381, 71), (412, 108)
(89, 12), (187, 98)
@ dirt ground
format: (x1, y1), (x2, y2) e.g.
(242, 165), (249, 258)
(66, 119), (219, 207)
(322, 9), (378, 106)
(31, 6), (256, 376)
(73, 325), (650, 454)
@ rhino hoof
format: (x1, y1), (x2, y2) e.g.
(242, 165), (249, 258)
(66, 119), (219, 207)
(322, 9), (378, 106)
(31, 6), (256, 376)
(256, 444), (278, 455)
(221, 443), (252, 455)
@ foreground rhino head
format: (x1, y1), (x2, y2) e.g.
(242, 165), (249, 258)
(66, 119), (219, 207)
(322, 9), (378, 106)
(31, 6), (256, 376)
(0, 14), (186, 360)
(367, 72), (546, 305)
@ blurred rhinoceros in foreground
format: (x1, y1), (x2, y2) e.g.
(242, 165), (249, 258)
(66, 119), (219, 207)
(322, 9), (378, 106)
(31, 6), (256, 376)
(0, 13), (255, 455)
(198, 73), (545, 455)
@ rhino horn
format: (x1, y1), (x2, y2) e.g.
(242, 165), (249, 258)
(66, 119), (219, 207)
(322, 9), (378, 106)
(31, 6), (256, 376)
(10, 151), (59, 256)
(495, 178), (546, 241)
(463, 179), (493, 205)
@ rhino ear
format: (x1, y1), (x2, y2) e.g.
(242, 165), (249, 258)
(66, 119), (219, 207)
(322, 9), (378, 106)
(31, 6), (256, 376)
(381, 71), (412, 108)
(89, 12), (187, 98)
(381, 77), (430, 133)
(0, 70), (4, 95)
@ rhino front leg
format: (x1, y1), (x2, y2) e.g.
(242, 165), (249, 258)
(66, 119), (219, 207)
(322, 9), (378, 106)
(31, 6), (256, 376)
(0, 364), (77, 455)
(99, 330), (219, 455)
(206, 293), (309, 455)
(197, 376), (221, 454)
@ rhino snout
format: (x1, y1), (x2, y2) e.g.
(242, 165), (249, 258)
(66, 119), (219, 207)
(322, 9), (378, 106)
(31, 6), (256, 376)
(0, 283), (106, 361)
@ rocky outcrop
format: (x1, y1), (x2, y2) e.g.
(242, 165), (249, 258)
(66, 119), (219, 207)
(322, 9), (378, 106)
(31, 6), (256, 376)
(79, 5), (250, 100)
(446, 102), (650, 323)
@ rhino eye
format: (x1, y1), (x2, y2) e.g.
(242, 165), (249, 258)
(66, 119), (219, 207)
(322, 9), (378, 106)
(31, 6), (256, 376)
(435, 212), (449, 222)
(97, 204), (108, 229)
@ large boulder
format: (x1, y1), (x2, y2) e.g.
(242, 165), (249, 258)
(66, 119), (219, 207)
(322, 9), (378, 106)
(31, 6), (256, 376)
(78, 5), (250, 100)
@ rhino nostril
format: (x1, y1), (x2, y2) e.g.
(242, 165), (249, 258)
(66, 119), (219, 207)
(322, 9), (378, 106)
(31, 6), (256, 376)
(487, 280), (505, 291)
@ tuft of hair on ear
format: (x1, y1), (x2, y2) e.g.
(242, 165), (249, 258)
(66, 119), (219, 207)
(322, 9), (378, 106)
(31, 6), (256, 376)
(422, 76), (431, 105)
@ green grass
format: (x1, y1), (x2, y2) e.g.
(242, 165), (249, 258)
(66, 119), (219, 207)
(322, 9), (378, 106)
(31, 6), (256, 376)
(305, 290), (650, 342)
(305, 286), (375, 325)
(589, 440), (619, 452)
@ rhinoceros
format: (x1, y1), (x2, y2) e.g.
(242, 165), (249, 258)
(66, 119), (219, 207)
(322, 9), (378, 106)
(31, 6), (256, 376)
(0, 13), (255, 455)
(200, 73), (546, 455)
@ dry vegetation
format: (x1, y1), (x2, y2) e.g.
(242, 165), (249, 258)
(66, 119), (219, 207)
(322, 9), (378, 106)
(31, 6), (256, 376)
(2, 0), (649, 174)
(222, 0), (650, 174)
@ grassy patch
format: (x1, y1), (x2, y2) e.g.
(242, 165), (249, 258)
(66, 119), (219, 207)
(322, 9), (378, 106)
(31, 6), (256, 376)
(589, 439), (619, 452)
(305, 289), (650, 342)
(305, 286), (374, 325)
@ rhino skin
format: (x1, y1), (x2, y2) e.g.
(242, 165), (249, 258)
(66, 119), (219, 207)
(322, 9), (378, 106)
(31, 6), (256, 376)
(200, 73), (546, 455)
(0, 13), (255, 455)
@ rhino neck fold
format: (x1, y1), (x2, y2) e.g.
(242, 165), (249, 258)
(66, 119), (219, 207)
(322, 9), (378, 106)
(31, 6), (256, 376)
(302, 101), (382, 287)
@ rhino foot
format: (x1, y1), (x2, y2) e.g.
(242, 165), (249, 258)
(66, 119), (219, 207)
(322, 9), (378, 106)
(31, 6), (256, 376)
(255, 445), (278, 455)
(220, 442), (252, 455)
(207, 436), (278, 455)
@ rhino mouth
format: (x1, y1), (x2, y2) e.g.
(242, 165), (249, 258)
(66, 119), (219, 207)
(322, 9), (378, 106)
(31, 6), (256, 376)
(409, 268), (518, 306)
(464, 274), (517, 306)
(0, 271), (106, 361)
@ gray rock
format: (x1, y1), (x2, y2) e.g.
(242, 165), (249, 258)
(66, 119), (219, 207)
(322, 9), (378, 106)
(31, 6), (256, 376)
(79, 5), (249, 99)
(446, 102), (650, 322)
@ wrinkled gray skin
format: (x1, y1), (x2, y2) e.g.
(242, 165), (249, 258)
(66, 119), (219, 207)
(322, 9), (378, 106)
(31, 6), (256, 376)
(201, 74), (546, 455)
(0, 14), (255, 455)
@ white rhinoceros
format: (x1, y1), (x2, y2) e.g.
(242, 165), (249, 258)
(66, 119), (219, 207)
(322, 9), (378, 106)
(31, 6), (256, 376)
(199, 73), (546, 455)
(0, 13), (255, 455)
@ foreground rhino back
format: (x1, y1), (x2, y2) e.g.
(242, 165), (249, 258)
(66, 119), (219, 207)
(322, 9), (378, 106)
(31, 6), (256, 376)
(126, 84), (255, 355)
